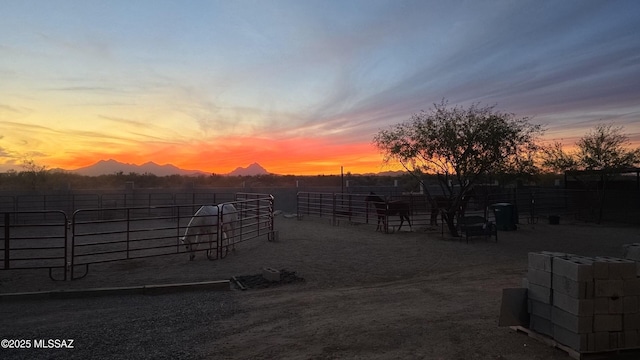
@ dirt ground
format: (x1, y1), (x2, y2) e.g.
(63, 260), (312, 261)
(2, 214), (640, 359)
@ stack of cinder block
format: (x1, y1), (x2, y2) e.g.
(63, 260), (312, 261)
(527, 251), (640, 353)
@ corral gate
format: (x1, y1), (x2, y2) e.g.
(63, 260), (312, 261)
(70, 194), (275, 280)
(1, 211), (68, 281)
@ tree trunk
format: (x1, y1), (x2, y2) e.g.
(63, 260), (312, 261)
(444, 210), (459, 237)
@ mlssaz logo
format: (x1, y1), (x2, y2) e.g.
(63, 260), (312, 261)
(34, 339), (75, 349)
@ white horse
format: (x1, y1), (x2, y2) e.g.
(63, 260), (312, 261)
(180, 203), (239, 260)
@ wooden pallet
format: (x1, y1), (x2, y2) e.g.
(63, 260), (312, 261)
(510, 326), (640, 360)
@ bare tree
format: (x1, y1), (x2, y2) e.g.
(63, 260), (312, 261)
(373, 100), (544, 236)
(21, 158), (48, 190)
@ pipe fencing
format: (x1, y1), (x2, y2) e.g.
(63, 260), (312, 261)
(296, 192), (432, 232)
(0, 193), (275, 281)
(1, 211), (68, 281)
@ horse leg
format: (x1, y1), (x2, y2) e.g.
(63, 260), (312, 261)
(400, 214), (412, 232)
(221, 231), (229, 257)
(430, 208), (438, 226)
(226, 223), (236, 251)
(376, 215), (384, 232)
(190, 235), (199, 261)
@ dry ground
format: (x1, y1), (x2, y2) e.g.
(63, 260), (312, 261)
(2, 215), (640, 359)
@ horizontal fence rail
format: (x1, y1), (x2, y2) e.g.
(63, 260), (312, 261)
(0, 192), (240, 215)
(1, 211), (68, 281)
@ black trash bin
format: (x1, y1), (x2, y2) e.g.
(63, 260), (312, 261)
(490, 203), (517, 231)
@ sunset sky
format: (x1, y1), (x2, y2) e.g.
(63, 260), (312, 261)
(1, 0), (639, 175)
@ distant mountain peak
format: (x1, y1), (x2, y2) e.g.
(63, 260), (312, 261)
(227, 163), (269, 176)
(72, 159), (205, 176)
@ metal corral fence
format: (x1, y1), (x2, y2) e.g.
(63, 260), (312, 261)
(1, 211), (68, 281)
(296, 192), (431, 232)
(479, 188), (592, 224)
(1, 193), (275, 281)
(298, 188), (606, 231)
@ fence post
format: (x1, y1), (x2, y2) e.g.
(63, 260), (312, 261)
(63, 211), (69, 281)
(4, 213), (9, 270)
(70, 211), (76, 279)
(269, 195), (275, 241)
(126, 208), (131, 260)
(332, 193), (337, 226)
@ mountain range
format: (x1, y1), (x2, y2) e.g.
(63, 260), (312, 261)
(68, 159), (404, 177)
(71, 159), (269, 176)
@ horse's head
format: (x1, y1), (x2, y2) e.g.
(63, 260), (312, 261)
(365, 192), (384, 203)
(180, 236), (196, 261)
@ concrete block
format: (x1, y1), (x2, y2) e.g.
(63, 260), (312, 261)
(528, 268), (551, 287)
(594, 279), (624, 298)
(594, 297), (609, 315)
(551, 306), (593, 333)
(624, 243), (640, 261)
(617, 332), (627, 349)
(528, 252), (550, 271)
(588, 333), (596, 351)
(521, 277), (529, 289)
(586, 280), (595, 299)
(530, 314), (554, 338)
(528, 283), (552, 304)
(624, 313), (640, 330)
(553, 325), (589, 351)
(528, 252), (555, 272)
(609, 296), (624, 314)
(619, 259), (637, 280)
(262, 267), (281, 282)
(610, 331), (619, 349)
(553, 292), (594, 316)
(624, 330), (639, 348)
(528, 251), (571, 271)
(553, 256), (593, 282)
(528, 299), (552, 320)
(594, 332), (611, 351)
(552, 274), (591, 299)
(624, 296), (639, 314)
(596, 256), (638, 279)
(593, 314), (623, 332)
(624, 278), (640, 296)
(593, 259), (609, 279)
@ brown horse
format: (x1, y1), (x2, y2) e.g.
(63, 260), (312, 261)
(365, 192), (412, 232)
(429, 189), (475, 226)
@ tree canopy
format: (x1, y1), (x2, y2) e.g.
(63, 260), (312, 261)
(542, 124), (640, 174)
(374, 101), (543, 190)
(373, 100), (544, 236)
